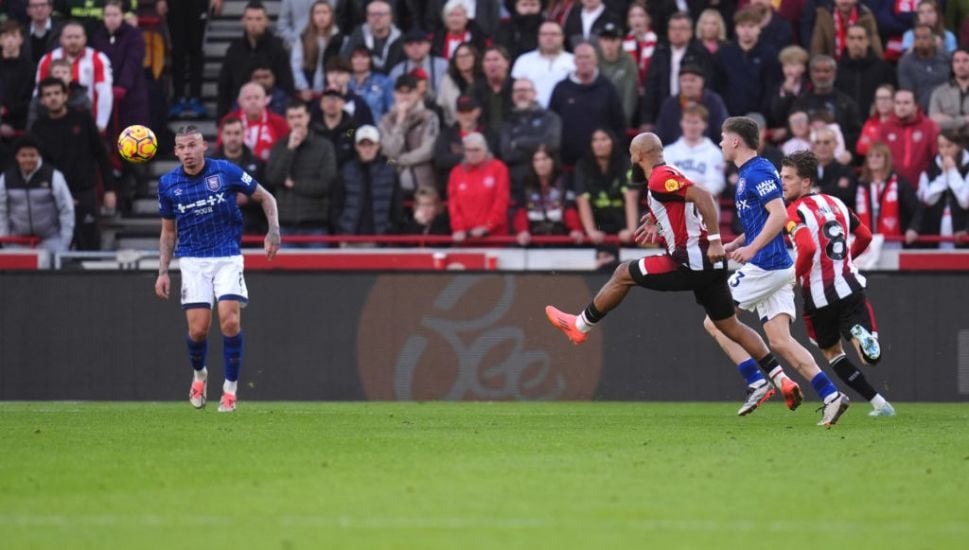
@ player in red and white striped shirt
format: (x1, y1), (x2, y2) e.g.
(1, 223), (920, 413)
(35, 21), (113, 132)
(782, 151), (895, 417)
(546, 133), (791, 398)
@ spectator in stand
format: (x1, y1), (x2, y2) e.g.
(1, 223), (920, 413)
(811, 0), (883, 60)
(220, 82), (289, 162)
(641, 12), (713, 129)
(929, 49), (969, 131)
(471, 45), (513, 133)
(214, 116), (267, 236)
(915, 129), (969, 247)
(573, 128), (636, 244)
(695, 8), (727, 55)
(810, 109), (852, 164)
(158, 0), (220, 119)
(495, 0), (543, 60)
(31, 77), (114, 250)
(436, 42), (481, 126)
(431, 0), (489, 60)
(663, 104), (726, 196)
(290, 0), (345, 103)
(868, 0), (915, 61)
(563, 0), (623, 49)
(767, 45), (810, 140)
(90, 0), (149, 132)
(782, 110), (814, 155)
(335, 124), (402, 238)
(880, 88), (940, 186)
(399, 186), (451, 235)
(500, 78), (562, 200)
(410, 67), (446, 124)
(901, 0), (957, 54)
(389, 28), (448, 99)
(381, 74), (440, 194)
(623, 1), (658, 95)
(714, 7), (780, 117)
(857, 83), (895, 156)
(0, 135), (74, 252)
(750, 0), (794, 54)
(277, 0), (352, 45)
(655, 63), (728, 145)
(856, 141), (921, 247)
(26, 58), (90, 129)
(434, 94), (498, 188)
(899, 23), (952, 112)
(35, 20), (113, 132)
(23, 0), (62, 67)
(791, 54), (863, 156)
(511, 21), (574, 109)
(1, 22), (34, 136)
(812, 125), (856, 204)
(550, 42), (626, 167)
(835, 23), (897, 119)
(216, 1), (294, 119)
(597, 22), (639, 127)
(340, 0), (403, 74)
(513, 145), (584, 246)
(448, 132), (510, 242)
(245, 62), (289, 116)
(265, 100), (338, 247)
(423, 0), (502, 39)
(312, 87), (358, 167)
(347, 46), (395, 122)
(322, 57), (374, 126)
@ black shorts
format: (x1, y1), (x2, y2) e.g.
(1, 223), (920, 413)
(628, 255), (735, 321)
(803, 291), (878, 349)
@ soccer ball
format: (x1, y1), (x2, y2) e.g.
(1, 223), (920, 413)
(117, 125), (158, 163)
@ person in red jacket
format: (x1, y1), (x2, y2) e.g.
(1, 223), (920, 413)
(218, 82), (289, 161)
(447, 132), (510, 242)
(878, 88), (939, 189)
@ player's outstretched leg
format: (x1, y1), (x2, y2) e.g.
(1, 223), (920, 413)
(702, 317), (776, 415)
(546, 262), (637, 345)
(823, 345), (895, 417)
(187, 335), (208, 409)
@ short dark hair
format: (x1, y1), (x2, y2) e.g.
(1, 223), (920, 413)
(669, 11), (692, 26)
(220, 117), (244, 130)
(38, 76), (68, 94)
(285, 99), (308, 113)
(12, 134), (42, 154)
(244, 0), (267, 13)
(483, 45), (511, 62)
(781, 150), (817, 183)
(722, 116), (760, 149)
(733, 6), (763, 26)
(0, 20), (23, 37)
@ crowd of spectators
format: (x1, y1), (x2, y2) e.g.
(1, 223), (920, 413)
(2, 0), (969, 252)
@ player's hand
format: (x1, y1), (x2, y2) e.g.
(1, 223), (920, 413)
(707, 240), (727, 264)
(730, 245), (755, 264)
(723, 239), (740, 254)
(155, 273), (170, 299)
(618, 228), (634, 243)
(516, 231), (531, 246)
(633, 216), (658, 245)
(265, 228), (280, 260)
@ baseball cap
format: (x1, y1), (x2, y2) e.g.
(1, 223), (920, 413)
(321, 86), (346, 100)
(455, 95), (480, 112)
(403, 27), (431, 43)
(355, 125), (380, 144)
(679, 64), (705, 78)
(394, 74), (418, 91)
(599, 22), (623, 39)
(409, 67), (429, 81)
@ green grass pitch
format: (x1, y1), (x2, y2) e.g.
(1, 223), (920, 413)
(1, 402), (968, 549)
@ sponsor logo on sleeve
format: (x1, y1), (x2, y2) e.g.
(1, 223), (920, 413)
(664, 178), (680, 192)
(756, 179), (777, 197)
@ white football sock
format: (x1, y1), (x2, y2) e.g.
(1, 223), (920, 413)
(870, 394), (888, 408)
(223, 380), (238, 395)
(193, 367), (207, 382)
(575, 312), (595, 333)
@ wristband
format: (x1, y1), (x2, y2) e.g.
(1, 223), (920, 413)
(707, 233), (721, 241)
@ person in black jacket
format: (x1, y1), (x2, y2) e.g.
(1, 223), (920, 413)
(500, 77), (562, 200)
(216, 1), (295, 119)
(792, 54), (863, 159)
(433, 94), (499, 186)
(213, 116), (267, 236)
(835, 23), (896, 120)
(335, 124), (402, 238)
(713, 7), (780, 116)
(494, 0), (543, 60)
(312, 86), (359, 167)
(562, 0), (623, 50)
(0, 21), (35, 134)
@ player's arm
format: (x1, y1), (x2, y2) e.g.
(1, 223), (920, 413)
(724, 233), (745, 253)
(786, 219), (816, 280)
(249, 183), (281, 260)
(732, 197), (786, 263)
(155, 218), (176, 300)
(684, 184), (726, 262)
(848, 210), (873, 258)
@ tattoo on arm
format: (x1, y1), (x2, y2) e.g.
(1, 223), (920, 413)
(158, 223), (175, 275)
(252, 185), (281, 243)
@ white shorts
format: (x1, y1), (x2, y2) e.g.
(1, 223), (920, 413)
(178, 255), (248, 309)
(728, 263), (795, 323)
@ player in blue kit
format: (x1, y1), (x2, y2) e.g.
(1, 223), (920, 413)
(704, 117), (850, 426)
(154, 126), (280, 412)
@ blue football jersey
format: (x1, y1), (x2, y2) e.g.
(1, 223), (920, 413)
(734, 156), (793, 270)
(158, 158), (258, 258)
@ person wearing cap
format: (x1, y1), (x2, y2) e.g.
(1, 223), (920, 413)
(500, 77), (563, 200)
(447, 132), (510, 241)
(409, 67), (447, 131)
(0, 134), (75, 253)
(563, 0), (623, 50)
(320, 56), (374, 127)
(348, 45), (395, 121)
(380, 74), (440, 193)
(339, 0), (403, 75)
(471, 46), (514, 131)
(654, 63), (729, 145)
(434, 94), (500, 186)
(335, 124), (402, 237)
(312, 86), (359, 167)
(511, 21), (575, 109)
(495, 0), (543, 60)
(597, 21), (639, 127)
(289, 0), (346, 102)
(389, 27), (448, 97)
(712, 7), (780, 118)
(265, 100), (338, 247)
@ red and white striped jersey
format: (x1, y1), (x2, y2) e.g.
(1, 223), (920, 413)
(786, 193), (867, 310)
(36, 47), (114, 131)
(647, 163), (715, 271)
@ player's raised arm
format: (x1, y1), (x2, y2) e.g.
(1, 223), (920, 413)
(684, 184), (725, 263)
(249, 184), (280, 260)
(155, 218), (176, 299)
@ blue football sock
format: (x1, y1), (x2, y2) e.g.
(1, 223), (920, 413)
(186, 335), (207, 371)
(737, 358), (766, 386)
(810, 372), (838, 402)
(223, 332), (243, 383)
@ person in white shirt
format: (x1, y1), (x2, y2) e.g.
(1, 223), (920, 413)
(510, 21), (574, 108)
(663, 104), (726, 196)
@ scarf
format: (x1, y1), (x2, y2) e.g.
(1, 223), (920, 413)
(833, 6), (858, 60)
(856, 173), (901, 236)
